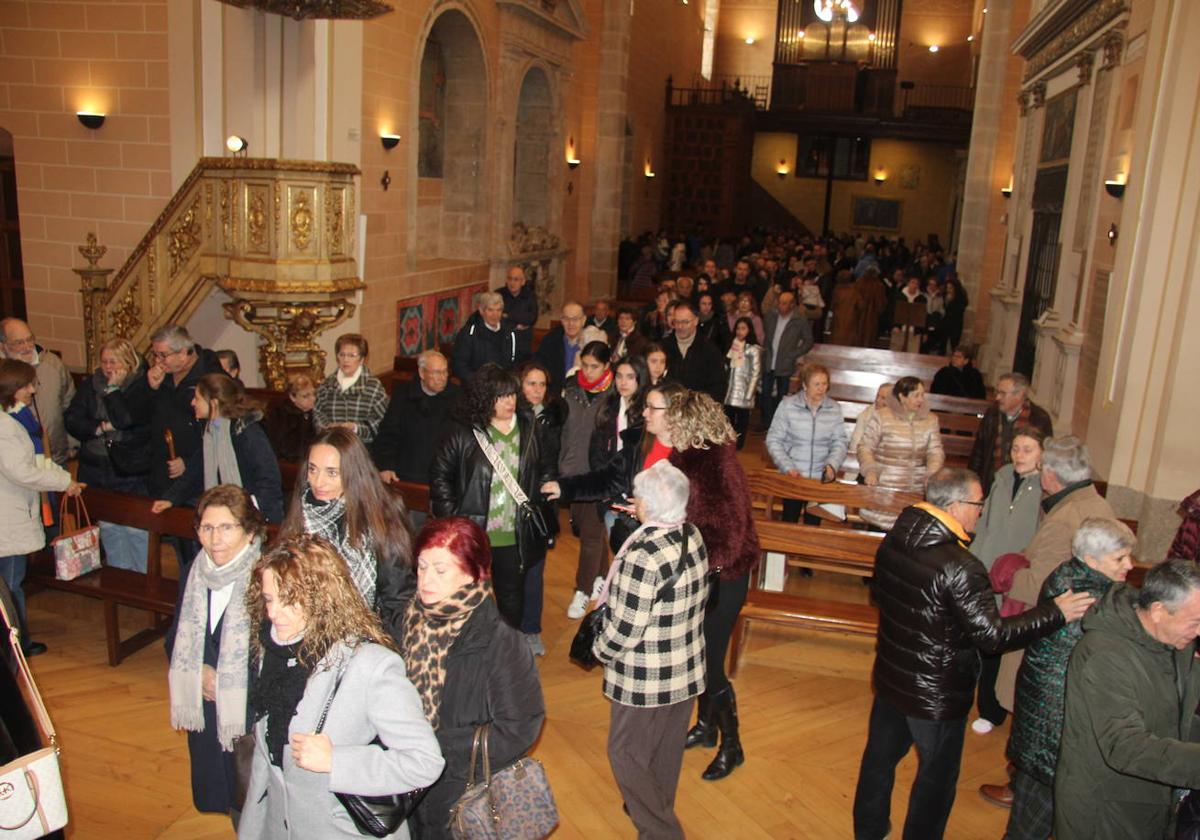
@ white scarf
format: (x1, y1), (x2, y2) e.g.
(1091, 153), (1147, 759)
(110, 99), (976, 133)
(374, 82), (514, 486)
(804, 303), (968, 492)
(336, 366), (363, 392)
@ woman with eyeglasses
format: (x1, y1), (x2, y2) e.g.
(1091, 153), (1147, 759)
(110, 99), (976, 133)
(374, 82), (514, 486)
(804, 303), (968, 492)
(151, 373), (284, 523)
(279, 428), (416, 642)
(314, 333), (389, 444)
(166, 484), (265, 821)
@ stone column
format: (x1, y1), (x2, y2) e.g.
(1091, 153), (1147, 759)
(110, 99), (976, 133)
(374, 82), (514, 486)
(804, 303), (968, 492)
(955, 0), (1029, 351)
(587, 0), (632, 300)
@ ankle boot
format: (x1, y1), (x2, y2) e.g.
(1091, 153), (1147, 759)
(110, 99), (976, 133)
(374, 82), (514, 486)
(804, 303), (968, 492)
(702, 686), (744, 780)
(684, 692), (717, 749)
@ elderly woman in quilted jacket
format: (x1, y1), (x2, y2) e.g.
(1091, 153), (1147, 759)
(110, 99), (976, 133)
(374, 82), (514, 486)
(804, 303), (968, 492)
(1002, 518), (1136, 840)
(857, 375), (944, 530)
(595, 460), (709, 840)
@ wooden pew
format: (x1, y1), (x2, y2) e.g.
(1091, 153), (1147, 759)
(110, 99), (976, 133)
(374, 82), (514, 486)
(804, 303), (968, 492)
(729, 471), (921, 676)
(27, 487), (197, 666)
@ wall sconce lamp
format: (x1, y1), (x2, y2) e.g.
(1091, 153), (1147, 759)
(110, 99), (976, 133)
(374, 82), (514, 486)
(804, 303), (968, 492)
(1001, 186), (1013, 198)
(1107, 222), (1119, 246)
(76, 111), (106, 130)
(225, 135), (248, 156)
(928, 44), (940, 53)
(873, 169), (887, 186)
(644, 160), (656, 180)
(380, 133), (401, 151)
(776, 160), (789, 180)
(744, 37), (756, 45)
(1104, 177), (1126, 199)
(566, 137), (581, 169)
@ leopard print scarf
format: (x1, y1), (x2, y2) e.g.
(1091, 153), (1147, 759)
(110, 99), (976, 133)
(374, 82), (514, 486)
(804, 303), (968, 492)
(401, 579), (492, 729)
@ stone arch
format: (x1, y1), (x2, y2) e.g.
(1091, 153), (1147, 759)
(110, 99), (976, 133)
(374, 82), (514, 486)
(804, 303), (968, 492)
(411, 5), (490, 263)
(512, 65), (554, 231)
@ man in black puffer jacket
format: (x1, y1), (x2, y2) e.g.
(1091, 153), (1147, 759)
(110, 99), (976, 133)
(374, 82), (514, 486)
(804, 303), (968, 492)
(852, 467), (1095, 840)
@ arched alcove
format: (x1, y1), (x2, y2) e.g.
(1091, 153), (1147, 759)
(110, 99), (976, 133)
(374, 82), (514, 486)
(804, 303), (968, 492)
(512, 67), (553, 230)
(416, 9), (488, 261)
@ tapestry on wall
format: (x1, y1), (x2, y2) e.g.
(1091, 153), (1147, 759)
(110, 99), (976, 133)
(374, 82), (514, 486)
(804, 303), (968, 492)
(395, 283), (488, 357)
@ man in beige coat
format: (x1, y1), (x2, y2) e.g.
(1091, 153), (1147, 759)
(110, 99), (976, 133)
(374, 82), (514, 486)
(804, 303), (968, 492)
(981, 436), (1115, 808)
(0, 318), (76, 465)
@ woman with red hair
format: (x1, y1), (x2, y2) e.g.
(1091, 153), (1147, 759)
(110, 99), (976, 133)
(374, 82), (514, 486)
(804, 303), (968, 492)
(399, 516), (546, 840)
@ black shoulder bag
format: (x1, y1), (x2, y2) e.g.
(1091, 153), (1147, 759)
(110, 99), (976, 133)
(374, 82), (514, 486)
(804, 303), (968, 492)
(315, 667), (429, 838)
(569, 526), (690, 669)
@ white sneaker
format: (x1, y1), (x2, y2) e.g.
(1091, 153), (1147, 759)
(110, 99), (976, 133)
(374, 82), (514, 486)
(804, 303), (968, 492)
(567, 590), (589, 620)
(590, 576), (605, 601)
(971, 718), (995, 735)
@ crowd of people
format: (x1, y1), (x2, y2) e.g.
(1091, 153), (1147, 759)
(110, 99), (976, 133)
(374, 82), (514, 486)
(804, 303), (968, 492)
(2, 227), (1197, 840)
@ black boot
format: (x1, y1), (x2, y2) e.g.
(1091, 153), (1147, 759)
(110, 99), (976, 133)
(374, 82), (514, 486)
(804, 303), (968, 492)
(702, 686), (744, 781)
(684, 692), (717, 749)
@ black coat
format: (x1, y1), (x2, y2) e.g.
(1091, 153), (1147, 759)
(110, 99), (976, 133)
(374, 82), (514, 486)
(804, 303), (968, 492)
(164, 412), (285, 523)
(451, 313), (518, 382)
(697, 314), (731, 352)
(500, 286), (538, 361)
(930, 364), (986, 399)
(125, 346), (224, 496)
(372, 379), (460, 483)
(533, 325), (574, 397)
(428, 413), (557, 570)
(663, 334), (727, 402)
(968, 400), (1054, 493)
(870, 505), (1065, 720)
(409, 598), (545, 840)
(63, 367), (152, 493)
(263, 399), (316, 463)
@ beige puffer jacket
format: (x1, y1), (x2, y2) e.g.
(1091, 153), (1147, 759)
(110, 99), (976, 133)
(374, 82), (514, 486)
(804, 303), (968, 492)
(857, 395), (944, 529)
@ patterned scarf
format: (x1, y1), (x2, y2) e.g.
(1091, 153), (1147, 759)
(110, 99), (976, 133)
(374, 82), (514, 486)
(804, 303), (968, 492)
(301, 490), (377, 607)
(168, 538), (258, 750)
(577, 367), (614, 394)
(994, 400), (1034, 473)
(401, 579), (492, 729)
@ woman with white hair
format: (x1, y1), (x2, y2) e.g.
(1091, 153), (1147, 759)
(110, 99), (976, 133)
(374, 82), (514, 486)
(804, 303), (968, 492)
(594, 460), (709, 840)
(1002, 518), (1136, 840)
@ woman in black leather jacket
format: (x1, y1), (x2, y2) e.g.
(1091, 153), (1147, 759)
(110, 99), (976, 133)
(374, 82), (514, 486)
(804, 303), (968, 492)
(429, 364), (556, 629)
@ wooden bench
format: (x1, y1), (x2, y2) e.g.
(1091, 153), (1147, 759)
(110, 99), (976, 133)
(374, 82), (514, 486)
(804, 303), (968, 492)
(27, 487), (197, 666)
(729, 471), (921, 676)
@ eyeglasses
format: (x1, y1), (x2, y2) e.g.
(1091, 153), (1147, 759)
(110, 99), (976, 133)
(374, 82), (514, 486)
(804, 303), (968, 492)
(336, 352), (362, 360)
(958, 500), (985, 508)
(151, 348), (182, 361)
(199, 522), (243, 537)
(4, 336), (34, 348)
(645, 404), (668, 412)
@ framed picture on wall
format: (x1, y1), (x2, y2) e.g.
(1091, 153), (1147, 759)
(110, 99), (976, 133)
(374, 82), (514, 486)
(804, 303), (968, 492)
(852, 195), (902, 231)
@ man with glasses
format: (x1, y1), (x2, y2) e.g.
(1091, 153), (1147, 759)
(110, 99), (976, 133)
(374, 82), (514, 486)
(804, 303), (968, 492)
(0, 318), (75, 465)
(127, 324), (221, 527)
(535, 300), (587, 397)
(662, 301), (725, 402)
(852, 467), (1095, 840)
(373, 349), (459, 501)
(968, 372), (1052, 493)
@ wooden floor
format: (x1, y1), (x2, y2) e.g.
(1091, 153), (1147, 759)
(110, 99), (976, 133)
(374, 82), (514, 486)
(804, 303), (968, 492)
(25, 435), (1015, 839)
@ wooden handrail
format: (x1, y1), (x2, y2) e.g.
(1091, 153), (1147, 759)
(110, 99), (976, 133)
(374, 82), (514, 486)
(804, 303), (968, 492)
(746, 469), (922, 514)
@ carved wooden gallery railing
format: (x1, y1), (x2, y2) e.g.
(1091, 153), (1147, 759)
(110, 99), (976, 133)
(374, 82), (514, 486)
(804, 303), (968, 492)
(77, 157), (364, 388)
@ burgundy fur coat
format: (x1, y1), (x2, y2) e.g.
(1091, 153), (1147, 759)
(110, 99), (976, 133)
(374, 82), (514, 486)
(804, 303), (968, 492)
(669, 442), (760, 581)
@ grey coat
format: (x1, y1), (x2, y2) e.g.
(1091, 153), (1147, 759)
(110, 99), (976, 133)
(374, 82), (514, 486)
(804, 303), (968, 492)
(761, 311), (814, 376)
(765, 391), (847, 478)
(238, 642), (445, 840)
(968, 464), (1042, 571)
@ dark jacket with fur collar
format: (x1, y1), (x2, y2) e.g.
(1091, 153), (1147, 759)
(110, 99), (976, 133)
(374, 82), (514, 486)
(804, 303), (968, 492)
(668, 442), (759, 581)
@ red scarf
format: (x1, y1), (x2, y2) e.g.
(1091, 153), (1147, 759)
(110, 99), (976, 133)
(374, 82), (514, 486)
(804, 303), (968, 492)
(577, 367), (614, 394)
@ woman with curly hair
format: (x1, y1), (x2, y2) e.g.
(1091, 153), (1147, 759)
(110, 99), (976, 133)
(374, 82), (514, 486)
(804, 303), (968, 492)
(279, 427), (416, 641)
(543, 381), (759, 780)
(429, 364), (556, 629)
(152, 373), (284, 522)
(400, 517), (545, 839)
(239, 534), (445, 840)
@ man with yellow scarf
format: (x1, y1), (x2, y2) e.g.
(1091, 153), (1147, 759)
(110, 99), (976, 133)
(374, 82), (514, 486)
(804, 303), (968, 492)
(851, 467), (1096, 840)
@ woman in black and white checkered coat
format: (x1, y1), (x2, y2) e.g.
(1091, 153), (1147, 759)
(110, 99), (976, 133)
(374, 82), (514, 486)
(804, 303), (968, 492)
(594, 459), (709, 840)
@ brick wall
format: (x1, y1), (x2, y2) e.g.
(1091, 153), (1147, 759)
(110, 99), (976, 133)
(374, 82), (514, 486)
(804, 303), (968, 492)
(0, 0), (171, 369)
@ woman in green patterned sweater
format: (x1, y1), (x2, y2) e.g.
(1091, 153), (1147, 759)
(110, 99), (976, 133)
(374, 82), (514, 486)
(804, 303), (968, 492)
(429, 364), (557, 628)
(1004, 517), (1137, 840)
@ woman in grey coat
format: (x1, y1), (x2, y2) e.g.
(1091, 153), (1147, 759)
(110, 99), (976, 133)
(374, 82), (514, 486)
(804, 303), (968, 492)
(239, 535), (444, 840)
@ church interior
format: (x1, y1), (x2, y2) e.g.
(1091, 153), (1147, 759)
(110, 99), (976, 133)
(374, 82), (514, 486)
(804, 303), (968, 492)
(2, 0), (1199, 836)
